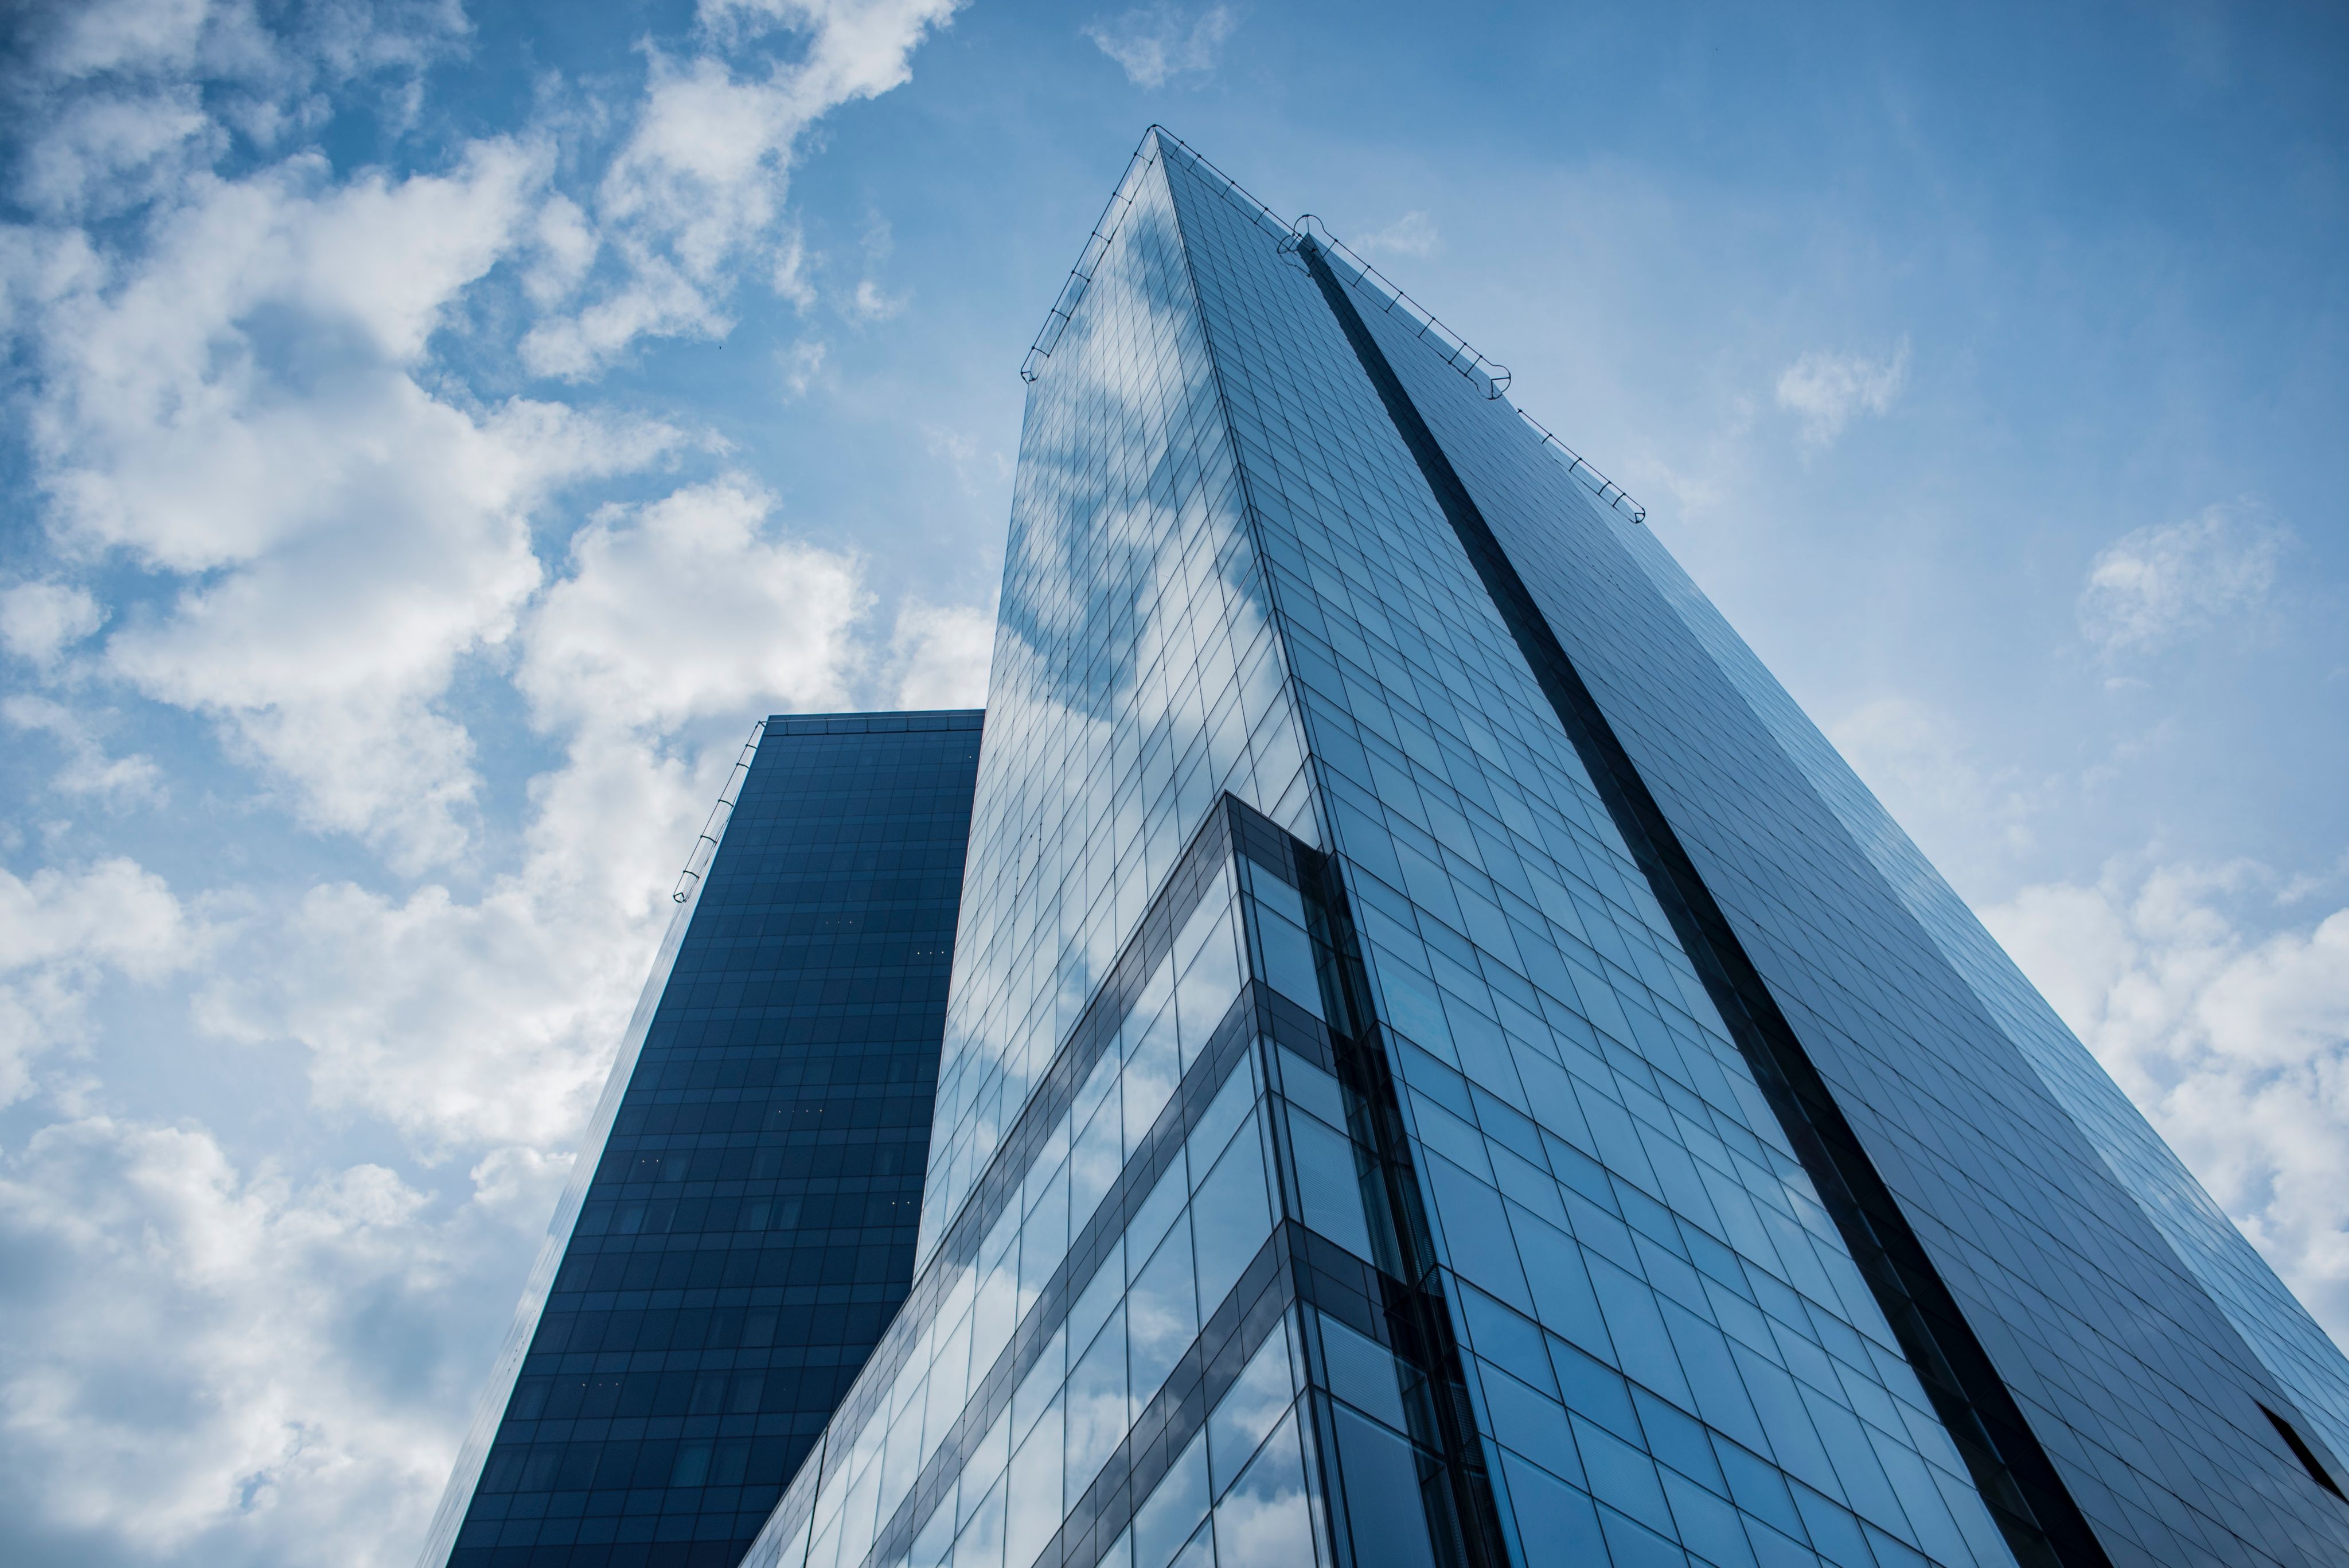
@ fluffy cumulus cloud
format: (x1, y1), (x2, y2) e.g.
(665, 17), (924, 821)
(1774, 337), (1910, 447)
(1987, 860), (2349, 1345)
(190, 477), (872, 1159)
(1083, 3), (1239, 88)
(520, 479), (865, 735)
(0, 1114), (547, 1568)
(0, 2), (967, 1562)
(0, 857), (207, 1107)
(98, 390), (673, 871)
(888, 598), (997, 709)
(3, 696), (169, 810)
(522, 0), (964, 376)
(0, 582), (106, 666)
(2077, 501), (2287, 658)
(202, 873), (631, 1160)
(10, 104), (686, 868)
(197, 812), (670, 1159)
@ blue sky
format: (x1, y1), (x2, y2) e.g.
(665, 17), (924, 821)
(0, 2), (2342, 1563)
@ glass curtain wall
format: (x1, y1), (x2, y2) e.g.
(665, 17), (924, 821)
(727, 124), (2349, 1568)
(739, 130), (2024, 1568)
(740, 139), (1321, 1568)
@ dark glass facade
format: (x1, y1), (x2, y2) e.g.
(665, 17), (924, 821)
(1329, 220), (2349, 1567)
(425, 711), (982, 1568)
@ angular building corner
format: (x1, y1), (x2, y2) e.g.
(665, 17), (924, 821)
(430, 126), (2349, 1568)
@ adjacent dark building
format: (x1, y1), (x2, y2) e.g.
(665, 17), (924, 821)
(423, 711), (982, 1568)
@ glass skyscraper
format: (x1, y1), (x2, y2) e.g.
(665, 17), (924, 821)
(422, 711), (984, 1568)
(430, 128), (2349, 1568)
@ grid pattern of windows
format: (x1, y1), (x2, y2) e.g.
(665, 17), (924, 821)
(445, 712), (982, 1568)
(1151, 137), (2016, 1568)
(1330, 176), (2349, 1563)
(1616, 516), (2349, 1480)
(915, 141), (1313, 1267)
(735, 801), (1302, 1568)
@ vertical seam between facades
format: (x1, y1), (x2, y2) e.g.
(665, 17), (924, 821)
(1296, 238), (2112, 1568)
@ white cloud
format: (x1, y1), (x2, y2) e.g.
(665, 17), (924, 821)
(840, 211), (906, 320)
(196, 853), (657, 1157)
(11, 0), (469, 178)
(889, 599), (996, 709)
(520, 478), (865, 735)
(770, 221), (817, 309)
(29, 138), (553, 568)
(11, 84), (217, 217)
(1774, 337), (1909, 447)
(1987, 859), (2349, 1346)
(0, 581), (105, 666)
(2077, 502), (2285, 657)
(2, 696), (168, 810)
(0, 1114), (526, 1567)
(22, 0), (217, 82)
(465, 1143), (575, 1230)
(0, 0), (957, 1143)
(9, 4), (952, 868)
(0, 857), (206, 1105)
(192, 719), (729, 1157)
(847, 274), (906, 321)
(520, 191), (598, 308)
(10, 127), (692, 872)
(198, 475), (870, 1155)
(96, 392), (673, 873)
(0, 856), (196, 982)
(1355, 210), (1439, 259)
(1083, 3), (1239, 88)
(523, 0), (964, 376)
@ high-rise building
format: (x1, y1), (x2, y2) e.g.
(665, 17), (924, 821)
(431, 127), (2349, 1568)
(422, 711), (984, 1568)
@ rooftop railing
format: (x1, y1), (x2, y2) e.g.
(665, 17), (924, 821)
(1021, 126), (1647, 526)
